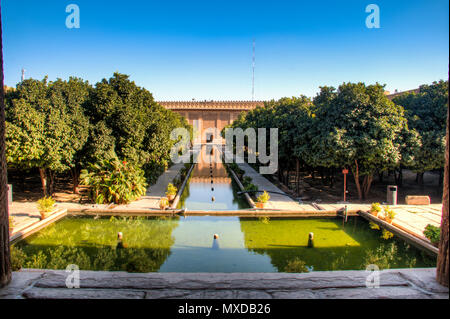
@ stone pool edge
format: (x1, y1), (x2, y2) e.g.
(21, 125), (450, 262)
(10, 209), (68, 245)
(170, 162), (196, 209)
(1, 268), (447, 299)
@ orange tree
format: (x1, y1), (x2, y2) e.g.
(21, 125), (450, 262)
(306, 83), (410, 200)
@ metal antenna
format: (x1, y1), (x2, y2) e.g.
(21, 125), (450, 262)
(252, 39), (255, 101)
(21, 68), (26, 82)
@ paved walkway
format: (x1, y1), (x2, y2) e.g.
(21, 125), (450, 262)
(8, 202), (41, 233)
(8, 156), (191, 233)
(1, 268), (447, 299)
(386, 204), (442, 240)
(123, 161), (187, 210)
(234, 162), (318, 211)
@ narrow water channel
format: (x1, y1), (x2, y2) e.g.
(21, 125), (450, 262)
(177, 144), (249, 210)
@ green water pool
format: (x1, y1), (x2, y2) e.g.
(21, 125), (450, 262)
(177, 145), (249, 210)
(13, 216), (436, 273)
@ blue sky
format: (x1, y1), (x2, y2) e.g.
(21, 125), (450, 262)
(2, 0), (449, 100)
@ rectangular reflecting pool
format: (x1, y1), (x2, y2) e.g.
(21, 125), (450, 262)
(177, 145), (249, 210)
(13, 216), (436, 273)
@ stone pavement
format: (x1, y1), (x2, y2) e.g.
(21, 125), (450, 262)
(8, 156), (191, 223)
(123, 161), (188, 210)
(1, 268), (447, 299)
(235, 162), (318, 211)
(8, 202), (41, 233)
(388, 204), (442, 240)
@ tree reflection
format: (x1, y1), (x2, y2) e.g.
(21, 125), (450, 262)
(14, 216), (179, 272)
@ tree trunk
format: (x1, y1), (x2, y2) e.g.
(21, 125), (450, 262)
(417, 172), (424, 186)
(295, 158), (300, 195)
(362, 174), (373, 200)
(352, 160), (363, 200)
(436, 81), (449, 287)
(394, 168), (403, 187)
(329, 168), (335, 188)
(47, 169), (55, 196)
(39, 168), (48, 196)
(72, 166), (80, 194)
(0, 5), (12, 287)
(378, 171), (383, 183)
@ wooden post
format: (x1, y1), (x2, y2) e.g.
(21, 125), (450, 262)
(0, 4), (12, 288)
(342, 168), (348, 202)
(296, 158), (300, 195)
(436, 78), (449, 287)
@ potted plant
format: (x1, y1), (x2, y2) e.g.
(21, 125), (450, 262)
(384, 207), (396, 224)
(256, 191), (270, 209)
(370, 202), (382, 217)
(159, 197), (169, 210)
(423, 224), (440, 247)
(9, 215), (15, 233)
(166, 183), (178, 201)
(236, 168), (245, 180)
(37, 196), (56, 220)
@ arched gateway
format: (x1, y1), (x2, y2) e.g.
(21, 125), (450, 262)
(159, 101), (264, 144)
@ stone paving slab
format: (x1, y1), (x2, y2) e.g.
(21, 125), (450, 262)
(235, 162), (313, 211)
(8, 156), (192, 232)
(388, 205), (442, 240)
(23, 288), (146, 299)
(1, 268), (447, 299)
(8, 202), (41, 232)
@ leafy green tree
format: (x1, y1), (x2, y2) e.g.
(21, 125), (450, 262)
(393, 80), (448, 185)
(48, 77), (91, 192)
(310, 83), (410, 200)
(6, 78), (74, 195)
(86, 72), (191, 183)
(229, 96), (315, 193)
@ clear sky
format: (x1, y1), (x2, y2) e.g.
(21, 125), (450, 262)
(2, 0), (449, 101)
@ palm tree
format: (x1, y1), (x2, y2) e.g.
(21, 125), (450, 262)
(0, 2), (12, 288)
(436, 74), (449, 287)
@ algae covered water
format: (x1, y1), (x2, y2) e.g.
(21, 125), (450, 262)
(177, 145), (249, 210)
(14, 216), (436, 273)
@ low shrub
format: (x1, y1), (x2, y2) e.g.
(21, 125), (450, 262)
(166, 183), (178, 196)
(242, 176), (253, 186)
(257, 191), (270, 204)
(159, 197), (169, 209)
(80, 159), (147, 204)
(245, 183), (259, 193)
(284, 258), (309, 273)
(370, 202), (382, 214)
(11, 246), (27, 271)
(385, 207), (396, 221)
(9, 216), (15, 231)
(381, 229), (394, 240)
(37, 196), (56, 213)
(423, 224), (440, 244)
(369, 221), (380, 230)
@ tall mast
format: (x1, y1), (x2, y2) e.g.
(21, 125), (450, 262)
(252, 39), (255, 101)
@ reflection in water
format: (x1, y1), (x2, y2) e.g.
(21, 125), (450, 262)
(15, 216), (436, 273)
(212, 238), (220, 250)
(177, 145), (249, 210)
(239, 217), (435, 272)
(15, 216), (179, 273)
